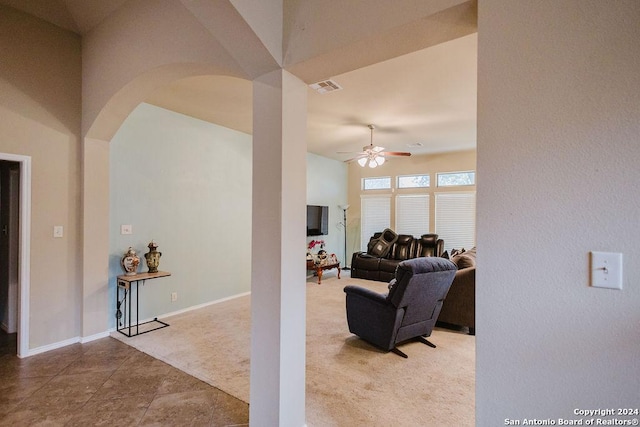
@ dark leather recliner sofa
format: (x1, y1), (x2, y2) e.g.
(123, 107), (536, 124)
(350, 230), (444, 282)
(437, 247), (476, 335)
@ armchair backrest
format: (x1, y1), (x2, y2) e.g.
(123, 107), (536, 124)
(388, 234), (416, 260)
(387, 257), (457, 329)
(416, 234), (444, 257)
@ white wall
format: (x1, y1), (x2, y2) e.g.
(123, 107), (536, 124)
(477, 1), (640, 424)
(109, 103), (252, 324)
(306, 152), (348, 265)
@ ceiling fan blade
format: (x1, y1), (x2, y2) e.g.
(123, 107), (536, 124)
(337, 124), (412, 161)
(381, 151), (412, 157)
(343, 154), (368, 163)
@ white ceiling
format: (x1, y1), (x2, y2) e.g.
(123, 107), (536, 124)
(2, 0), (477, 162)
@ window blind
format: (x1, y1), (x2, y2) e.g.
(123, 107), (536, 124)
(435, 192), (476, 252)
(360, 195), (391, 250)
(395, 194), (429, 236)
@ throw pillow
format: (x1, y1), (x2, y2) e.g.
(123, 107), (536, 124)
(370, 242), (388, 257)
(368, 228), (398, 258)
(450, 248), (466, 258)
(451, 251), (476, 269)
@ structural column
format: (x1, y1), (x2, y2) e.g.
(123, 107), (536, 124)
(81, 137), (110, 338)
(250, 69), (307, 427)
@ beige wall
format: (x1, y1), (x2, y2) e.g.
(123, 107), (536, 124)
(477, 0), (640, 423)
(346, 149), (476, 254)
(0, 6), (82, 348)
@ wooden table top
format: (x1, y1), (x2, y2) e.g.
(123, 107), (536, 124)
(117, 271), (171, 282)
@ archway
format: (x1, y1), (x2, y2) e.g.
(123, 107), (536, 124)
(81, 65), (253, 340)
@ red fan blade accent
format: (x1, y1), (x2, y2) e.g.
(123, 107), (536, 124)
(381, 151), (412, 157)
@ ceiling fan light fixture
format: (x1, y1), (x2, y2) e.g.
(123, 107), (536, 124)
(344, 123), (411, 167)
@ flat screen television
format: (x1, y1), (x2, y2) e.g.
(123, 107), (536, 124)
(307, 205), (328, 236)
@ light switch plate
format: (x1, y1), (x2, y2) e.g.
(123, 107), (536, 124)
(53, 225), (63, 238)
(590, 251), (623, 290)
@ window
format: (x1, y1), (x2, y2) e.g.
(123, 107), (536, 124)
(435, 192), (476, 252)
(397, 174), (430, 189)
(362, 176), (391, 190)
(395, 195), (429, 236)
(437, 171), (476, 187)
(360, 195), (391, 250)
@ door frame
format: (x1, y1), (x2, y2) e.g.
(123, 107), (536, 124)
(0, 153), (31, 358)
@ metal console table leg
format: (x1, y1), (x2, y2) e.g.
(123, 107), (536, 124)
(116, 271), (172, 337)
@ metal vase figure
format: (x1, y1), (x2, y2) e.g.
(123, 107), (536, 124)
(144, 241), (162, 273)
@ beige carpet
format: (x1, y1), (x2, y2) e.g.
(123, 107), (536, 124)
(112, 273), (475, 426)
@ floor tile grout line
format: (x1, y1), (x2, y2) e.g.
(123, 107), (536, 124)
(135, 382), (160, 426)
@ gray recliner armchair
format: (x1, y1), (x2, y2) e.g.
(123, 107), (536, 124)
(344, 257), (457, 358)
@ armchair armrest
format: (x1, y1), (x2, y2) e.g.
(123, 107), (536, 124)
(352, 251), (374, 259)
(438, 267), (476, 331)
(344, 285), (388, 304)
(344, 285), (399, 351)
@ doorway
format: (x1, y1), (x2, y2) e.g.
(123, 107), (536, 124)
(0, 160), (20, 344)
(0, 153), (31, 357)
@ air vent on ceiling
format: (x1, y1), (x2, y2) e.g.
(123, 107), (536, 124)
(309, 79), (343, 94)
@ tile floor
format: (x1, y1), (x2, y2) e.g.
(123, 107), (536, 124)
(0, 330), (249, 426)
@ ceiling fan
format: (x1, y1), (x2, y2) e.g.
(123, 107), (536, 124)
(340, 124), (411, 168)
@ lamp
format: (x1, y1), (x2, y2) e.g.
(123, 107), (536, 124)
(339, 204), (350, 270)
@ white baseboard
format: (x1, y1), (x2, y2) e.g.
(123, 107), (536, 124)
(80, 330), (111, 344)
(26, 336), (80, 357)
(22, 292), (252, 358)
(138, 291), (252, 325)
(24, 329), (117, 357)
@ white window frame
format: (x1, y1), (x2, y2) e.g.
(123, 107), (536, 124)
(436, 170), (476, 187)
(397, 174), (430, 189)
(362, 176), (392, 191)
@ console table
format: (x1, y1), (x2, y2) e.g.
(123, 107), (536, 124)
(116, 271), (171, 337)
(306, 260), (340, 284)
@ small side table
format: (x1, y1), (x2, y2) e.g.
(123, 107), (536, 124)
(116, 271), (171, 337)
(306, 260), (341, 285)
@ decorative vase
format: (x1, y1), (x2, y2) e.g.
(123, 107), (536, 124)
(144, 241), (162, 273)
(120, 247), (140, 276)
(317, 249), (328, 266)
